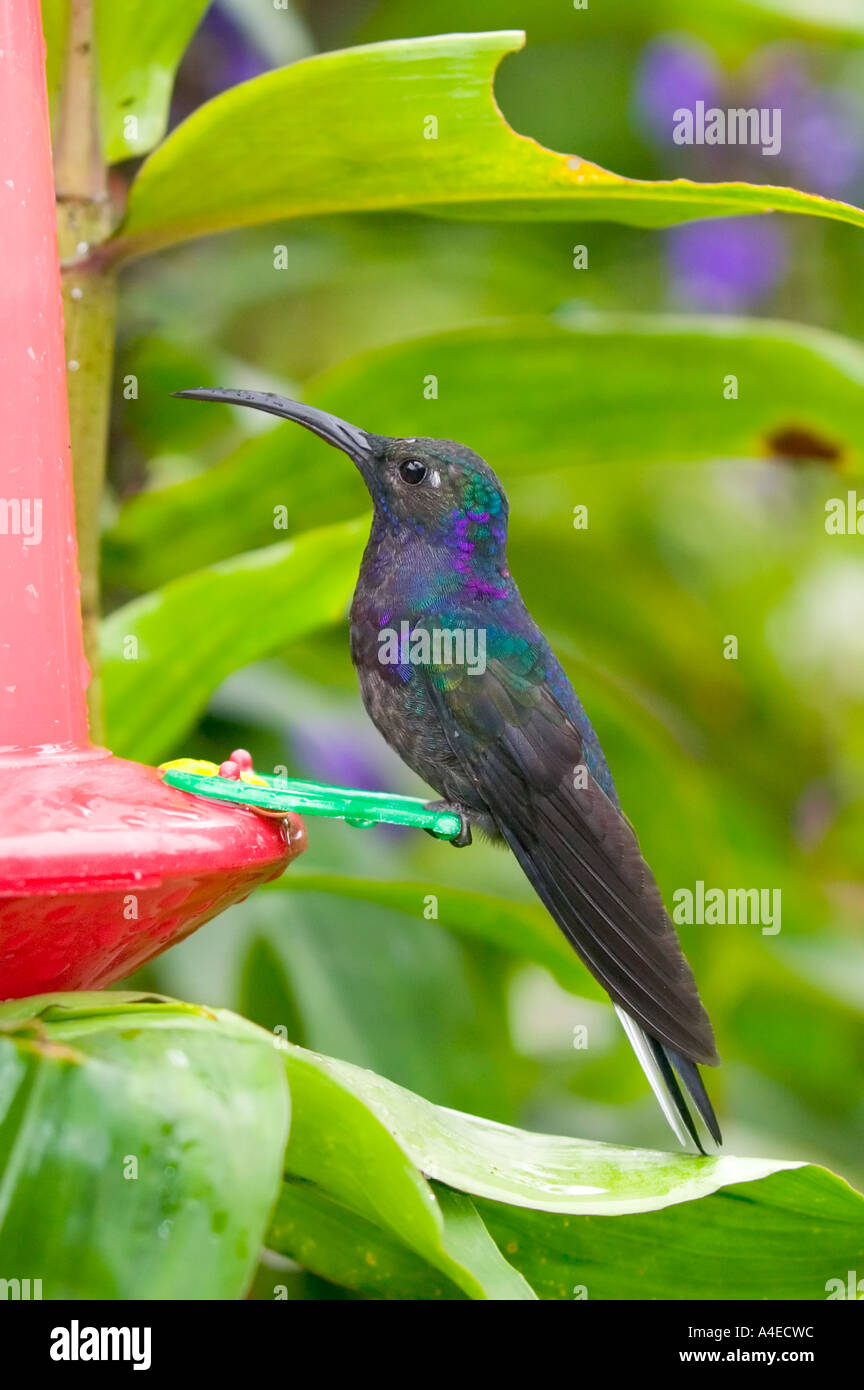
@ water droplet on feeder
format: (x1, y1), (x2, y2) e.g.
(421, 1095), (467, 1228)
(230, 748), (253, 770)
(218, 760), (240, 779)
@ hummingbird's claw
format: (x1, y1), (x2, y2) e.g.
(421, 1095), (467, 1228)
(424, 800), (473, 847)
(450, 818), (472, 848)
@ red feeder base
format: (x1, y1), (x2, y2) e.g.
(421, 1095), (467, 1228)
(0, 747), (305, 998)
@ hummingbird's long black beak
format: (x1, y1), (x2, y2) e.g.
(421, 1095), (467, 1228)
(173, 388), (375, 463)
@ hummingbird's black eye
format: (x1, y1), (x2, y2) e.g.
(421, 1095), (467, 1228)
(398, 459), (427, 485)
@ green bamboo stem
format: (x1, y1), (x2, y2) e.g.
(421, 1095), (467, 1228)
(53, 0), (117, 741)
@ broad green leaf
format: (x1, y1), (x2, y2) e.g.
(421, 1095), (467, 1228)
(42, 0), (209, 162)
(264, 870), (594, 999)
(474, 1166), (864, 1300)
(276, 1039), (864, 1299)
(283, 1043), (798, 1216)
(268, 1179), (535, 1300)
(277, 1044), (533, 1299)
(101, 517), (366, 762)
(104, 313), (864, 591)
(433, 1185), (537, 1299)
(6, 993), (859, 1300)
(248, 1254), (354, 1300)
(107, 32), (864, 263)
(94, 0), (209, 161)
(270, 1178), (538, 1295)
(266, 1179), (468, 1299)
(0, 993), (289, 1300)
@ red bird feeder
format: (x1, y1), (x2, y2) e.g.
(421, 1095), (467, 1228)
(0, 0), (305, 998)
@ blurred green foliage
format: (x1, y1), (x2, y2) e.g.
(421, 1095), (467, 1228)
(100, 1), (864, 1201)
(24, 0), (862, 1299)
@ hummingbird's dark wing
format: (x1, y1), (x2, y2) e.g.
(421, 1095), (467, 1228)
(420, 652), (720, 1149)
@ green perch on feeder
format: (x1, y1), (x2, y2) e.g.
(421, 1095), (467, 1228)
(158, 750), (464, 841)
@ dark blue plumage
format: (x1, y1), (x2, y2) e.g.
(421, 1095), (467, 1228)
(175, 388), (721, 1151)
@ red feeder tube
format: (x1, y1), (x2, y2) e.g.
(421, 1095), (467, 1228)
(0, 0), (304, 998)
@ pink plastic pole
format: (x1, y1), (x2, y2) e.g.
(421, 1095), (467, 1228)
(0, 0), (90, 751)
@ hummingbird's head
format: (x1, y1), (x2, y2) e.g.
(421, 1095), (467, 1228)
(173, 390), (509, 548)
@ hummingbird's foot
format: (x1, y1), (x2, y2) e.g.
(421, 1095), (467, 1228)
(424, 800), (473, 848)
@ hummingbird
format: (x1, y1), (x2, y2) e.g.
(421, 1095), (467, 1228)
(176, 388), (721, 1152)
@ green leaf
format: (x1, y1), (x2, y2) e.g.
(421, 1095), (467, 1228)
(276, 1044), (534, 1299)
(268, 1179), (535, 1300)
(5, 992), (859, 1300)
(433, 1185), (537, 1299)
(105, 313), (864, 591)
(265, 1180), (469, 1299)
(247, 1251), (354, 1300)
(264, 870), (594, 999)
(101, 517), (366, 762)
(94, 0), (209, 161)
(275, 1039), (864, 1299)
(284, 1044), (797, 1215)
(474, 1166), (864, 1300)
(0, 993), (289, 1300)
(42, 0), (209, 162)
(108, 32), (864, 263)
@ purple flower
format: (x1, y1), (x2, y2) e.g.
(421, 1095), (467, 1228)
(752, 49), (863, 196)
(666, 217), (788, 312)
(206, 6), (272, 89)
(793, 97), (863, 195)
(292, 725), (391, 793)
(634, 35), (723, 144)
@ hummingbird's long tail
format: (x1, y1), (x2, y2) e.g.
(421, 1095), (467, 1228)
(495, 805), (722, 1153)
(615, 1007), (721, 1152)
(415, 653), (722, 1152)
